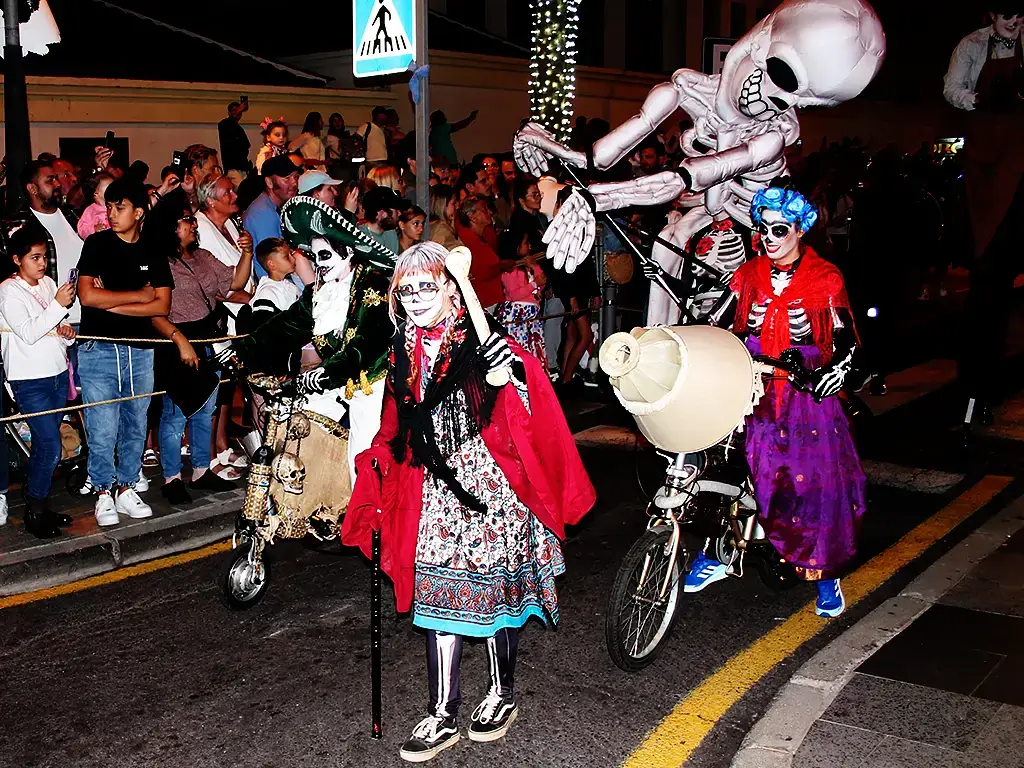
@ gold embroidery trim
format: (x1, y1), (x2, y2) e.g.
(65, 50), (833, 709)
(362, 287), (385, 307)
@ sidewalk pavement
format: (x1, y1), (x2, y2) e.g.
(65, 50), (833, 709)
(0, 391), (614, 598)
(0, 463), (243, 597)
(732, 492), (1024, 768)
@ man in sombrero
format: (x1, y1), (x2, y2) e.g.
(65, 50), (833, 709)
(220, 195), (398, 500)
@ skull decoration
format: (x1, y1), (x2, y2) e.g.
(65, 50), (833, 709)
(273, 452), (306, 495)
(718, 0), (886, 123)
(287, 412), (312, 442)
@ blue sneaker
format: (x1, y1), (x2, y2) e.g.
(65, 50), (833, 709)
(815, 579), (845, 618)
(684, 552), (729, 593)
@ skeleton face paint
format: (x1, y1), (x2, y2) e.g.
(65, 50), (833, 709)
(396, 270), (454, 329)
(993, 14), (1023, 40)
(759, 209), (803, 265)
(310, 235), (351, 283)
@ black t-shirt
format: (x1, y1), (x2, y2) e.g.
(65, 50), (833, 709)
(78, 228), (174, 347)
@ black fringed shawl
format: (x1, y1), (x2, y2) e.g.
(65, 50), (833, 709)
(388, 309), (501, 512)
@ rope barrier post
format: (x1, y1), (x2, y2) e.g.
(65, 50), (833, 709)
(370, 526), (383, 740)
(593, 221), (619, 350)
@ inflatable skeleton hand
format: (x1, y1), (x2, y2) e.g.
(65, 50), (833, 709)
(514, 122), (580, 177)
(542, 189), (597, 273)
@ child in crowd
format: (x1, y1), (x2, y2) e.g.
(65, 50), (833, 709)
(0, 225), (77, 538)
(242, 238), (300, 332)
(76, 173), (113, 240)
(256, 118), (289, 174)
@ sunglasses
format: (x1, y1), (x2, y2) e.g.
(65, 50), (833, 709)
(395, 282), (439, 303)
(756, 221), (793, 240)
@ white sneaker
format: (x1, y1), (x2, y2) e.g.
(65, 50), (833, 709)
(116, 487), (153, 519)
(95, 492), (119, 526)
(0, 494), (7, 526)
(135, 471), (150, 493)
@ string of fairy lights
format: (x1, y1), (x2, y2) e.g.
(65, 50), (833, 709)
(528, 0), (580, 143)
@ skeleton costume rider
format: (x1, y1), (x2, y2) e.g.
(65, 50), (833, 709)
(945, 11), (1024, 424)
(342, 242), (595, 763)
(228, 196), (397, 487)
(655, 187), (865, 618)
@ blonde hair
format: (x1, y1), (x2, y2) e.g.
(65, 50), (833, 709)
(366, 165), (402, 193)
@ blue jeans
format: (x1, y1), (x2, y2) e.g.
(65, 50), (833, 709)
(159, 388), (216, 479)
(10, 373), (68, 500)
(78, 342), (154, 491)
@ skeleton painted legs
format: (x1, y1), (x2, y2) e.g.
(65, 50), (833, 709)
(425, 628), (519, 719)
(647, 208), (712, 326)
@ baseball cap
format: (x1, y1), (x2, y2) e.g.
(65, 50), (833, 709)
(262, 154), (301, 178)
(298, 170), (343, 195)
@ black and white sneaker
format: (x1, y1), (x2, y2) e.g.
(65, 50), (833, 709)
(399, 715), (460, 762)
(467, 692), (518, 743)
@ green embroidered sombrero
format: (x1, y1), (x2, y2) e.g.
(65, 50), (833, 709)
(280, 195), (397, 268)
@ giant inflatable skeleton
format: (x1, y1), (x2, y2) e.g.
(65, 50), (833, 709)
(514, 0), (886, 325)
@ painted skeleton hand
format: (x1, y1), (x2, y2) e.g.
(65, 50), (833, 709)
(297, 367), (328, 395)
(513, 122), (579, 177)
(641, 258), (665, 281)
(480, 333), (515, 376)
(213, 347), (240, 370)
(542, 190), (596, 273)
(809, 353), (854, 400)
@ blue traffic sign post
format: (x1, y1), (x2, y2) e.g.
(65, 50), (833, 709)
(352, 0), (417, 78)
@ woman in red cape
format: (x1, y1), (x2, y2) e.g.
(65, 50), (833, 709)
(341, 241), (594, 762)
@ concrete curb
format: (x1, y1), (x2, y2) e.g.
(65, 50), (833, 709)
(730, 492), (1024, 768)
(0, 489), (242, 596)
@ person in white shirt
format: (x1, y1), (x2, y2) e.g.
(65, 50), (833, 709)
(354, 106), (390, 166)
(22, 159), (83, 325)
(289, 112), (327, 169)
(0, 225), (77, 538)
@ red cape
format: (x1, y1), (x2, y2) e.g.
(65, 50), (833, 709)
(341, 341), (596, 613)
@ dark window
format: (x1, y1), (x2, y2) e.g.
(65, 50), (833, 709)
(730, 2), (746, 37)
(625, 0), (663, 73)
(577, 0), (604, 67)
(703, 0), (721, 38)
(446, 0), (485, 30)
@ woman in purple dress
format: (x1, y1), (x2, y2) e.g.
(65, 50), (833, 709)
(684, 185), (867, 618)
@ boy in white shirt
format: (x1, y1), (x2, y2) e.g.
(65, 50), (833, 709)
(248, 238), (300, 325)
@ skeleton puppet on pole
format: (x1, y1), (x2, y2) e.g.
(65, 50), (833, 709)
(515, 0), (886, 325)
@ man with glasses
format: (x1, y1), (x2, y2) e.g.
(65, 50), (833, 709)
(946, 10), (1024, 426)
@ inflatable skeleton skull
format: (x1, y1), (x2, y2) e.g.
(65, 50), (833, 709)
(514, 0), (885, 325)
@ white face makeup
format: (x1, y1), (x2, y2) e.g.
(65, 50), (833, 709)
(395, 270), (454, 329)
(758, 209), (803, 264)
(310, 235), (351, 283)
(994, 13), (1023, 39)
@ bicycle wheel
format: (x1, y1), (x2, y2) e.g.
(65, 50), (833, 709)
(606, 526), (684, 672)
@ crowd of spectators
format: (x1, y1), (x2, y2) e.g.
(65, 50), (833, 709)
(0, 98), (965, 541)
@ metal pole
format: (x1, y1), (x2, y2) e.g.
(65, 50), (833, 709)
(414, 0), (429, 237)
(370, 526), (383, 739)
(4, 0), (31, 213)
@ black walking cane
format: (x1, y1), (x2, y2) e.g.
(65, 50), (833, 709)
(371, 525), (383, 739)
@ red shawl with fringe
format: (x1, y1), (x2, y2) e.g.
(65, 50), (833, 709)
(731, 248), (853, 364)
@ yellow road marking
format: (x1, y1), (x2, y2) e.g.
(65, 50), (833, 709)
(0, 539), (234, 611)
(622, 474), (1013, 768)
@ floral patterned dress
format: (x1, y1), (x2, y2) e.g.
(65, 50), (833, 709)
(411, 341), (565, 638)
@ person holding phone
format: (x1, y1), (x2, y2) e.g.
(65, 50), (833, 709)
(0, 225), (77, 538)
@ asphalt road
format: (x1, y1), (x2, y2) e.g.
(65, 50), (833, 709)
(0, 406), (1000, 768)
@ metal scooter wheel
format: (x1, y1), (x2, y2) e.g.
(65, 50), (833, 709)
(606, 527), (684, 672)
(714, 521), (741, 568)
(219, 538), (271, 610)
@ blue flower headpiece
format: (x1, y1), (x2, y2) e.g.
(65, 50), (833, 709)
(750, 186), (818, 233)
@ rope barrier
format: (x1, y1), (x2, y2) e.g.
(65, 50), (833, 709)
(0, 304), (647, 423)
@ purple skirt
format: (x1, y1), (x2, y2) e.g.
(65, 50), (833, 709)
(744, 337), (867, 581)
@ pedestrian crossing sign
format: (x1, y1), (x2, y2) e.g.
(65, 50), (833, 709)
(353, 0), (417, 78)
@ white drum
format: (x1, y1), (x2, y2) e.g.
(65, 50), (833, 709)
(599, 325), (757, 453)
